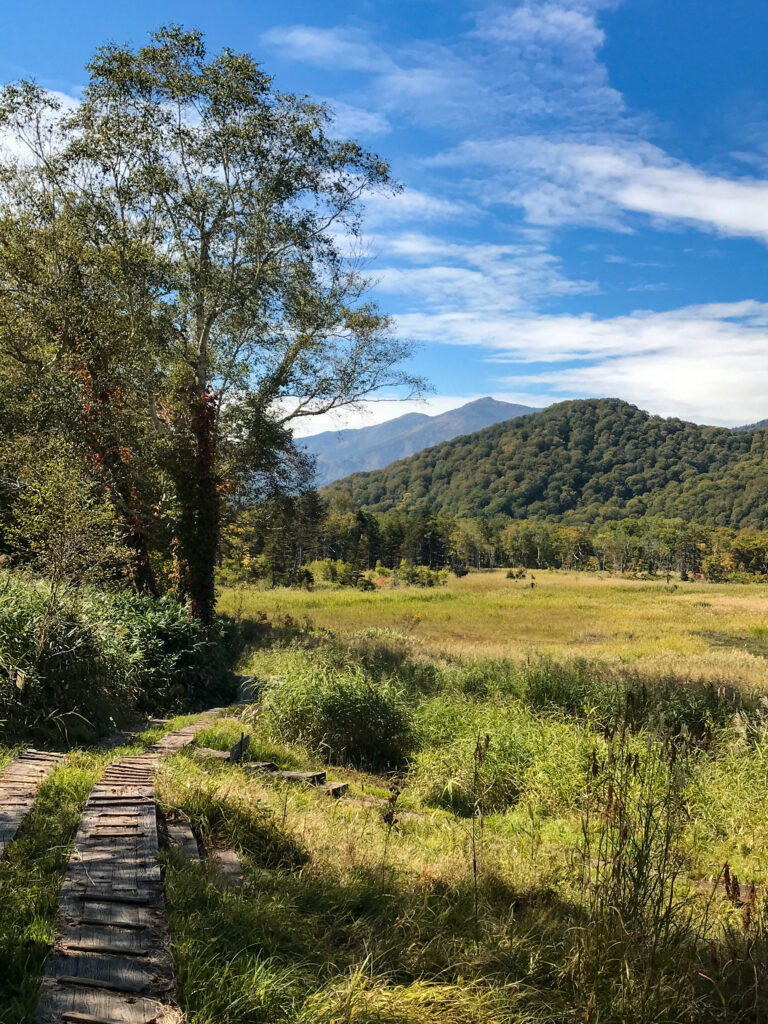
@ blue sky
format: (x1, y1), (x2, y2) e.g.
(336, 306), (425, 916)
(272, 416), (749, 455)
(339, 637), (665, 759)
(3, 0), (768, 430)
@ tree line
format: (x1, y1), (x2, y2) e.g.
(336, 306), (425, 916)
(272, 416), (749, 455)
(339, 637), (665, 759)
(220, 494), (768, 585)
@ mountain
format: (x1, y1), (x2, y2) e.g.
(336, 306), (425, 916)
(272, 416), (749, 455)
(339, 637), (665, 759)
(324, 398), (768, 527)
(733, 419), (768, 431)
(301, 397), (538, 487)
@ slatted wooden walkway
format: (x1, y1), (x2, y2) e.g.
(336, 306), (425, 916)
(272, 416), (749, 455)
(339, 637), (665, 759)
(36, 713), (221, 1024)
(0, 749), (67, 857)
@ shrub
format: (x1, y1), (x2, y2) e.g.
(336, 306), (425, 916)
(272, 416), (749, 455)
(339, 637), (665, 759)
(261, 666), (416, 769)
(93, 590), (238, 713)
(0, 572), (237, 740)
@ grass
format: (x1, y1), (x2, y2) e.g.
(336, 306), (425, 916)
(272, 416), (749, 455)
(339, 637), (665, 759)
(220, 569), (768, 686)
(152, 704), (768, 1023)
(151, 580), (768, 1022)
(4, 571), (768, 1022)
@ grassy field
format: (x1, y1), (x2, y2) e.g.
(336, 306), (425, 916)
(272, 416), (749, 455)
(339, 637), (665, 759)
(220, 569), (768, 686)
(3, 571), (768, 1023)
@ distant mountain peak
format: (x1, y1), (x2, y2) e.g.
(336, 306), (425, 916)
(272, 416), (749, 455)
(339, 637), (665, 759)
(301, 398), (539, 487)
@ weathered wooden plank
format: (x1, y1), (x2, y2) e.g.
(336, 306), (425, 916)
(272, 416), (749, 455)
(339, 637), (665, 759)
(59, 923), (158, 955)
(46, 951), (173, 992)
(279, 769), (326, 785)
(0, 749), (66, 857)
(37, 984), (180, 1024)
(192, 747), (229, 761)
(244, 761), (279, 773)
(229, 733), (250, 763)
(37, 713), (223, 1024)
(209, 847), (244, 887)
(61, 896), (164, 930)
(164, 818), (200, 862)
(324, 781), (349, 798)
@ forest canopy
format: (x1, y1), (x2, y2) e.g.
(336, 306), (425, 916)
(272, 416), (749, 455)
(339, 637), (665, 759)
(324, 398), (768, 527)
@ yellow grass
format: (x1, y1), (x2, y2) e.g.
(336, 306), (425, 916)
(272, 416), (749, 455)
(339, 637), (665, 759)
(219, 570), (768, 686)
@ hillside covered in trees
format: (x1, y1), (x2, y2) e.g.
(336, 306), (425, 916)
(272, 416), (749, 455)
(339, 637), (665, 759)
(325, 399), (768, 527)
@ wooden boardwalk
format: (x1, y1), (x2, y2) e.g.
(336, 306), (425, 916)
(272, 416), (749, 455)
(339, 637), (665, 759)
(36, 713), (220, 1024)
(0, 749), (67, 857)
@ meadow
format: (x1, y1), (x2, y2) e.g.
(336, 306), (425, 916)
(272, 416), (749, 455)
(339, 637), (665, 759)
(3, 569), (768, 1023)
(165, 568), (768, 1023)
(220, 569), (768, 686)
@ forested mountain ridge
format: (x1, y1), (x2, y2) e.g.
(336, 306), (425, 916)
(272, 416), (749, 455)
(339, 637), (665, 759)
(733, 418), (768, 431)
(323, 399), (768, 527)
(302, 397), (538, 486)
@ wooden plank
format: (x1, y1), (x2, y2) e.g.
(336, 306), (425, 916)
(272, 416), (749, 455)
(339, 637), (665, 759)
(59, 929), (154, 956)
(209, 847), (244, 887)
(61, 898), (163, 930)
(47, 951), (173, 993)
(280, 770), (327, 782)
(37, 713), (222, 1024)
(38, 985), (180, 1024)
(0, 749), (66, 857)
(324, 781), (349, 798)
(164, 819), (200, 863)
(192, 747), (229, 761)
(229, 733), (250, 763)
(244, 761), (279, 773)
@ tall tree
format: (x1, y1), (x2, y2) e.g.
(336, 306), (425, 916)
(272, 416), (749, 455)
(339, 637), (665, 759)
(0, 27), (422, 621)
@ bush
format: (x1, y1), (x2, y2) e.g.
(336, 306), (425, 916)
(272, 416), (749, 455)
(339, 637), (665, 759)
(93, 590), (238, 713)
(0, 572), (237, 740)
(261, 666), (415, 769)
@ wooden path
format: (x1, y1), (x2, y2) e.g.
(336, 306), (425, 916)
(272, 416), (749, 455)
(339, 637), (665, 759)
(0, 749), (67, 857)
(36, 713), (220, 1024)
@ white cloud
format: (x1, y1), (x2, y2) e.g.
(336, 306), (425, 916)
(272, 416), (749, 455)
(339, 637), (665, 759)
(326, 99), (391, 137)
(363, 189), (467, 225)
(260, 25), (392, 73)
(395, 300), (768, 424)
(263, 2), (626, 133)
(372, 233), (596, 311)
(477, 3), (606, 48)
(433, 136), (768, 242)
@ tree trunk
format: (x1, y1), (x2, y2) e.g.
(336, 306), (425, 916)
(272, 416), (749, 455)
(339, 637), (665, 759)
(125, 514), (159, 596)
(175, 388), (219, 625)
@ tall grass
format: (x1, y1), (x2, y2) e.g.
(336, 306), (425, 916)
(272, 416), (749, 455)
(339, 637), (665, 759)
(261, 666), (416, 770)
(0, 572), (238, 741)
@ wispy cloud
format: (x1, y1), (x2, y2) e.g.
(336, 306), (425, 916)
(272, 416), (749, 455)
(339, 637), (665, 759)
(261, 25), (392, 73)
(325, 99), (391, 137)
(263, 2), (626, 133)
(434, 137), (768, 242)
(396, 300), (768, 424)
(373, 232), (596, 312)
(363, 189), (468, 225)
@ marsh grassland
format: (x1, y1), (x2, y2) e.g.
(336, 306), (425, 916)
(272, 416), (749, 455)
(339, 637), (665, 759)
(4, 571), (768, 1024)
(165, 570), (768, 1023)
(220, 569), (768, 684)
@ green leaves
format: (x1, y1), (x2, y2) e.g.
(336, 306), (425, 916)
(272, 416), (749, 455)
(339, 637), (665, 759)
(0, 26), (422, 616)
